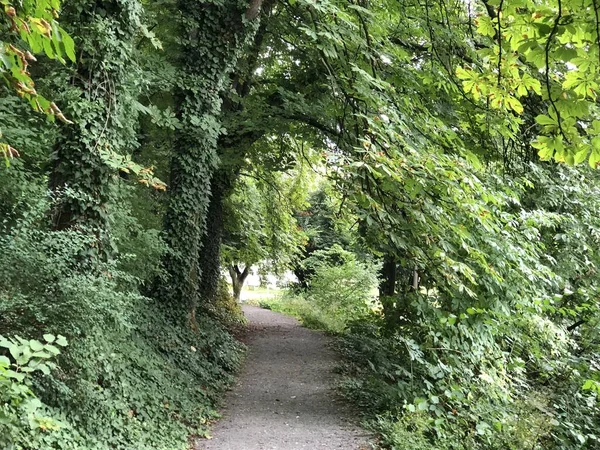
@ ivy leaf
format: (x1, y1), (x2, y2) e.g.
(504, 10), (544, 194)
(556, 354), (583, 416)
(55, 335), (68, 347)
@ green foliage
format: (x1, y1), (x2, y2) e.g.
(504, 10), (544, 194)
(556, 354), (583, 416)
(0, 201), (132, 333)
(298, 184), (355, 251)
(456, 0), (600, 166)
(372, 413), (447, 450)
(301, 245), (378, 320)
(4, 0), (600, 448)
(48, 0), (144, 244)
(0, 0), (73, 161)
(111, 184), (167, 286)
(0, 198), (245, 450)
(330, 161), (600, 449)
(205, 278), (248, 330)
(266, 246), (378, 333)
(0, 334), (69, 449)
(293, 183), (358, 286)
(223, 165), (309, 275)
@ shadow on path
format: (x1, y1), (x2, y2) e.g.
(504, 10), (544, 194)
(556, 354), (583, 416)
(195, 305), (370, 450)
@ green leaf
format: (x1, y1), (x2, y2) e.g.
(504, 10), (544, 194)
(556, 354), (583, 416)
(506, 96), (523, 114)
(589, 149), (600, 168)
(61, 29), (76, 62)
(45, 345), (60, 356)
(535, 115), (557, 126)
(476, 16), (496, 37)
(38, 363), (50, 375)
(574, 148), (589, 164)
(29, 340), (44, 352)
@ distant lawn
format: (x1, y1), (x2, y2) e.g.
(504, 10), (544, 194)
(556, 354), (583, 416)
(239, 285), (284, 302)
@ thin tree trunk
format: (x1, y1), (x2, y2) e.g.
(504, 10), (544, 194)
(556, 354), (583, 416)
(412, 267), (419, 290)
(229, 264), (250, 301)
(379, 255), (396, 297)
(379, 254), (397, 326)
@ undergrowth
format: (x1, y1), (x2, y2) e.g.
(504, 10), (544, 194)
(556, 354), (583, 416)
(260, 235), (600, 450)
(0, 199), (246, 450)
(258, 245), (377, 333)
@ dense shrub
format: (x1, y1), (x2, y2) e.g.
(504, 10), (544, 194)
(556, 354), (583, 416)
(331, 165), (600, 450)
(302, 245), (378, 312)
(277, 245), (379, 332)
(0, 200), (245, 450)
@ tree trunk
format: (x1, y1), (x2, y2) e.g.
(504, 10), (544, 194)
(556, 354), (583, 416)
(195, 13), (272, 303)
(412, 267), (420, 291)
(49, 0), (140, 259)
(158, 0), (264, 322)
(197, 171), (230, 304)
(379, 254), (397, 297)
(229, 264), (250, 301)
(379, 254), (398, 326)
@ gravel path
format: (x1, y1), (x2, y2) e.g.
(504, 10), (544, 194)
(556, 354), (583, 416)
(195, 305), (370, 450)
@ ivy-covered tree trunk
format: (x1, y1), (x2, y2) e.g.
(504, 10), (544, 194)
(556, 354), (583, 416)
(197, 171), (231, 304)
(195, 19), (271, 304)
(159, 0), (263, 322)
(49, 0), (141, 256)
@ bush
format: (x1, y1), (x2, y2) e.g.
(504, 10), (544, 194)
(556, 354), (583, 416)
(289, 245), (379, 332)
(0, 200), (245, 450)
(373, 413), (447, 450)
(205, 278), (248, 330)
(336, 310), (599, 450)
(0, 334), (82, 450)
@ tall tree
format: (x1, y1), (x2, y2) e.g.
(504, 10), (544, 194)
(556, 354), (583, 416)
(222, 166), (308, 300)
(159, 0), (265, 321)
(195, 16), (272, 304)
(48, 0), (143, 256)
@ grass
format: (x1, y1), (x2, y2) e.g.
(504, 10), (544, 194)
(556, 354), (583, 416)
(248, 291), (349, 334)
(238, 285), (284, 302)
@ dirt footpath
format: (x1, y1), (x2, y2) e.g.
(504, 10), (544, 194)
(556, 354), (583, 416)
(195, 305), (370, 450)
